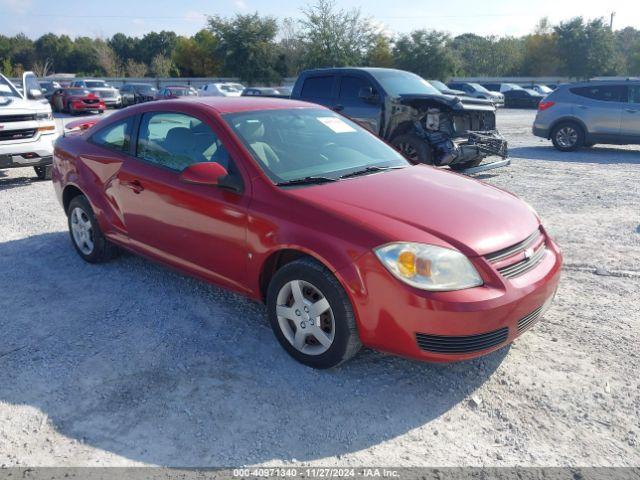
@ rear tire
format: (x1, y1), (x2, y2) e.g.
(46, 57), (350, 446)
(551, 122), (584, 152)
(34, 165), (52, 180)
(391, 134), (434, 165)
(266, 258), (361, 369)
(67, 195), (118, 263)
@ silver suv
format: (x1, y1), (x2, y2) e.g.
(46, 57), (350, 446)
(533, 80), (640, 151)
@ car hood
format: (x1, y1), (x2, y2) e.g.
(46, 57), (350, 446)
(288, 166), (539, 256)
(0, 95), (51, 113)
(396, 93), (495, 112)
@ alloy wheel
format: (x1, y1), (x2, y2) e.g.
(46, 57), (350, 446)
(275, 279), (335, 355)
(70, 207), (94, 255)
(556, 127), (578, 148)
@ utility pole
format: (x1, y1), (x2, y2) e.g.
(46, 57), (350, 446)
(610, 11), (616, 29)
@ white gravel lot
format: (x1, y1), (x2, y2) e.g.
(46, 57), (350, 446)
(0, 109), (638, 467)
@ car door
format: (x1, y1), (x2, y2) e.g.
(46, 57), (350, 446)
(569, 85), (624, 137)
(115, 110), (250, 292)
(336, 75), (381, 133)
(621, 85), (640, 139)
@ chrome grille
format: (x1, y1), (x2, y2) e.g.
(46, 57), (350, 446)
(0, 128), (37, 141)
(485, 229), (547, 279)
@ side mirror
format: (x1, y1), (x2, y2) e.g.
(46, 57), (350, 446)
(358, 86), (378, 103)
(179, 162), (229, 186)
(28, 88), (43, 99)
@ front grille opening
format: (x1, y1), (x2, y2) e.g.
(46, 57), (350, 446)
(416, 327), (508, 354)
(0, 128), (37, 141)
(517, 305), (544, 333)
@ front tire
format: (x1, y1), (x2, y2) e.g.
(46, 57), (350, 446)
(391, 134), (434, 165)
(551, 122), (584, 152)
(266, 258), (361, 369)
(34, 165), (52, 180)
(67, 195), (117, 263)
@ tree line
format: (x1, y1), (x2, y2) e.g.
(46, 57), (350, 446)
(1, 0), (639, 84)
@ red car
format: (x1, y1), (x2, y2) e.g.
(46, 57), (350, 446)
(155, 85), (198, 100)
(50, 88), (106, 114)
(52, 97), (562, 369)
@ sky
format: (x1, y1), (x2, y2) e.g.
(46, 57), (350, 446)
(0, 0), (638, 39)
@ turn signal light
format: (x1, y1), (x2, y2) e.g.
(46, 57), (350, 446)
(37, 125), (57, 132)
(538, 101), (555, 111)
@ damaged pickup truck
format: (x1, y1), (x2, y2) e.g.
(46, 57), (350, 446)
(292, 68), (509, 173)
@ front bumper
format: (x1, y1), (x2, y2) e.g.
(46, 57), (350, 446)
(102, 97), (122, 107)
(0, 130), (58, 168)
(337, 230), (562, 362)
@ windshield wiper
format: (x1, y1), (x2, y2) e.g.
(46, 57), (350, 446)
(339, 165), (405, 179)
(276, 176), (338, 187)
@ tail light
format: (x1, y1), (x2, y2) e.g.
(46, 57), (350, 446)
(538, 100), (555, 111)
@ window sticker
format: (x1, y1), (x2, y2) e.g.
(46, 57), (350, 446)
(317, 116), (356, 133)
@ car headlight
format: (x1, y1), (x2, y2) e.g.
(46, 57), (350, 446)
(374, 243), (483, 291)
(36, 112), (53, 120)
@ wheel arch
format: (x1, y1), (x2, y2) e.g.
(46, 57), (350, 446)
(548, 116), (589, 139)
(62, 183), (86, 213)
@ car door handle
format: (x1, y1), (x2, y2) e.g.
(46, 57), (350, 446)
(124, 180), (144, 194)
(332, 104), (344, 112)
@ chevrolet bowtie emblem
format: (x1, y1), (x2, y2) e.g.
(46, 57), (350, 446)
(524, 248), (534, 260)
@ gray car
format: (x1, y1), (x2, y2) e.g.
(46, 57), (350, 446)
(533, 80), (640, 151)
(447, 82), (504, 106)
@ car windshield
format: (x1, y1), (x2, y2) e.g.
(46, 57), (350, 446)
(505, 83), (523, 90)
(224, 108), (408, 184)
(65, 89), (90, 95)
(0, 76), (21, 98)
(469, 83), (490, 93)
(429, 80), (448, 91)
(219, 84), (243, 92)
(537, 85), (553, 93)
(135, 85), (156, 93)
(85, 81), (109, 88)
(373, 70), (440, 96)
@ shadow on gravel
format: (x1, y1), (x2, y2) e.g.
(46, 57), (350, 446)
(0, 232), (508, 465)
(509, 146), (640, 164)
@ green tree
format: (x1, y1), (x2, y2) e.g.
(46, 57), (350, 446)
(138, 31), (178, 65)
(207, 13), (280, 84)
(393, 30), (456, 80)
(173, 30), (220, 77)
(521, 18), (561, 76)
(367, 34), (394, 68)
(150, 53), (174, 77)
(297, 0), (377, 69)
(34, 33), (73, 73)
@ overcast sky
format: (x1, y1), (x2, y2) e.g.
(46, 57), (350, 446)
(0, 0), (636, 39)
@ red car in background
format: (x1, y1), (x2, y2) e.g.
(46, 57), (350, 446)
(52, 97), (562, 369)
(50, 88), (106, 114)
(154, 85), (198, 100)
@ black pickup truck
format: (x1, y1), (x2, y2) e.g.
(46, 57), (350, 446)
(291, 68), (509, 172)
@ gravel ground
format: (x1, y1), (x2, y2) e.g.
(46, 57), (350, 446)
(0, 109), (638, 467)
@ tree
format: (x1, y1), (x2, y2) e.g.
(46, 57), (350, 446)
(150, 53), (174, 77)
(109, 33), (140, 72)
(554, 17), (617, 79)
(67, 37), (100, 75)
(138, 31), (177, 65)
(94, 40), (118, 76)
(34, 33), (73, 73)
(393, 30), (456, 80)
(521, 18), (561, 76)
(278, 18), (304, 76)
(173, 30), (220, 77)
(367, 34), (394, 68)
(125, 59), (148, 77)
(207, 13), (280, 84)
(297, 0), (378, 69)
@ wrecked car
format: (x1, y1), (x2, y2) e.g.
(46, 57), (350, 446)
(292, 68), (509, 172)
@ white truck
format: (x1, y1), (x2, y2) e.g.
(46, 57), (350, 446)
(198, 82), (245, 97)
(0, 72), (59, 180)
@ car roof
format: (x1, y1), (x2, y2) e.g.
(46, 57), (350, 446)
(116, 97), (320, 115)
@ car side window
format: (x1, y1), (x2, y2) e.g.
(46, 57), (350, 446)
(571, 85), (625, 102)
(300, 76), (335, 99)
(628, 86), (640, 104)
(339, 76), (375, 103)
(136, 112), (230, 172)
(91, 117), (133, 153)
